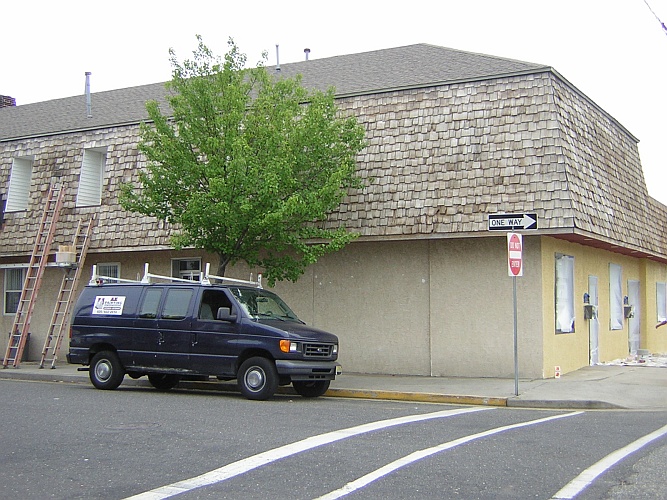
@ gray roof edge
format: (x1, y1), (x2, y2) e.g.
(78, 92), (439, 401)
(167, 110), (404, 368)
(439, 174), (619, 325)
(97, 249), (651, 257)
(333, 67), (554, 99)
(0, 120), (146, 143)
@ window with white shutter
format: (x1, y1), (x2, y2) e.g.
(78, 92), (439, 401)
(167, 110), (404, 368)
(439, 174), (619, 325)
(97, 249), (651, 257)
(76, 149), (106, 206)
(6, 157), (33, 212)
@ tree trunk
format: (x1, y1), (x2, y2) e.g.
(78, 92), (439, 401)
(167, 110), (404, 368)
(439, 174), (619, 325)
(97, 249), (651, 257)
(217, 254), (229, 276)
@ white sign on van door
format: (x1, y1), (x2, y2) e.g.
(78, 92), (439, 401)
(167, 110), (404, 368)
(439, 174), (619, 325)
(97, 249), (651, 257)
(93, 296), (126, 315)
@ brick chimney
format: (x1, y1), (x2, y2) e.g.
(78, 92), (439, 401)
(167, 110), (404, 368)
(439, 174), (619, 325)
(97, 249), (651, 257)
(0, 95), (17, 108)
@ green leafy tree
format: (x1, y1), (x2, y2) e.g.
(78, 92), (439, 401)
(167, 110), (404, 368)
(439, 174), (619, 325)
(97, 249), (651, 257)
(121, 37), (366, 285)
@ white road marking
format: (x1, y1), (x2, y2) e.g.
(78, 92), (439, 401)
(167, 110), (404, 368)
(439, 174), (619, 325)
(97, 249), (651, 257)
(315, 411), (584, 500)
(551, 422), (667, 499)
(124, 406), (490, 500)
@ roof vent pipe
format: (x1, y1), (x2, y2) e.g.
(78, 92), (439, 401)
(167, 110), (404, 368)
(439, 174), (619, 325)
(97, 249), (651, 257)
(275, 44), (280, 71)
(304, 48), (310, 61)
(85, 72), (92, 118)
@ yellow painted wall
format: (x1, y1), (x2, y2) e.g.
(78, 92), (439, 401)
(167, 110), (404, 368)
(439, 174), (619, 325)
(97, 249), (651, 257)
(540, 236), (667, 377)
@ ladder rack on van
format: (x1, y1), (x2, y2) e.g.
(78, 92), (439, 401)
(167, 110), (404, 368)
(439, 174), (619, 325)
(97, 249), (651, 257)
(88, 265), (145, 285)
(88, 263), (262, 288)
(201, 263), (262, 288)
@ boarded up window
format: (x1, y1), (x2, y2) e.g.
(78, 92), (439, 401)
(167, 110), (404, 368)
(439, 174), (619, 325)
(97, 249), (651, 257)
(609, 263), (623, 330)
(657, 283), (666, 322)
(555, 254), (575, 333)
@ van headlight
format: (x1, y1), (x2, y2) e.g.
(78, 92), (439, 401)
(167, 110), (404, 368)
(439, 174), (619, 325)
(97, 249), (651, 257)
(332, 344), (338, 354)
(279, 340), (300, 353)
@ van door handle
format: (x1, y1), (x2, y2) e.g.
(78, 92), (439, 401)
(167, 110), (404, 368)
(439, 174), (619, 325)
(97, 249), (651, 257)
(157, 332), (165, 345)
(191, 333), (198, 347)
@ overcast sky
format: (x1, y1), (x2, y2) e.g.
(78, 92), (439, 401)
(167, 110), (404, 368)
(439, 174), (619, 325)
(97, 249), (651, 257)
(2, 0), (666, 204)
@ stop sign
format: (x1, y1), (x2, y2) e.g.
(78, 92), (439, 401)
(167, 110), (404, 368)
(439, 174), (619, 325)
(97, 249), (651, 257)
(507, 233), (523, 277)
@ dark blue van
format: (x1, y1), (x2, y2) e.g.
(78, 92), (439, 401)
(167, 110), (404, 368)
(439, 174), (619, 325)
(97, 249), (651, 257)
(67, 274), (340, 400)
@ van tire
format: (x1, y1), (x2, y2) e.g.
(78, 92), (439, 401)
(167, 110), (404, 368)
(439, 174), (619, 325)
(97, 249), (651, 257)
(148, 373), (180, 391)
(293, 380), (330, 398)
(237, 357), (278, 400)
(89, 351), (125, 390)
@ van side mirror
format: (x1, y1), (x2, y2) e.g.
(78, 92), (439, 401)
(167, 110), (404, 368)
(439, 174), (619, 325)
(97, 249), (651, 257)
(216, 307), (237, 322)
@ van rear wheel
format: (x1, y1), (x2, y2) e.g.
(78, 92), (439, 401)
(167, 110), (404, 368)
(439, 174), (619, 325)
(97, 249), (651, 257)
(237, 357), (278, 400)
(89, 351), (124, 390)
(293, 380), (330, 398)
(148, 373), (180, 391)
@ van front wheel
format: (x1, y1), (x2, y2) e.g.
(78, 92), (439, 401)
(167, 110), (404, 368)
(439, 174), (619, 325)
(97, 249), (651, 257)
(237, 357), (278, 400)
(89, 351), (124, 390)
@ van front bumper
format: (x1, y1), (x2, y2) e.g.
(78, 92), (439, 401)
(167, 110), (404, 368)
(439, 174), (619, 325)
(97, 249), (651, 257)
(275, 360), (341, 381)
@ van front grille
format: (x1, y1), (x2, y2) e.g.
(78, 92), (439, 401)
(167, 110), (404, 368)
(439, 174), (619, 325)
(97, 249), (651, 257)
(303, 343), (333, 358)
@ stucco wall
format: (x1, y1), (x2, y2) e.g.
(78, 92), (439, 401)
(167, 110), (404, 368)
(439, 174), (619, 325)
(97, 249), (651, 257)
(428, 235), (544, 378)
(274, 240), (432, 375)
(276, 236), (545, 378)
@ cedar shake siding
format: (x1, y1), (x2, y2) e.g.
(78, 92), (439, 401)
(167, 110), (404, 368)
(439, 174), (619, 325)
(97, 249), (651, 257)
(1, 50), (665, 261)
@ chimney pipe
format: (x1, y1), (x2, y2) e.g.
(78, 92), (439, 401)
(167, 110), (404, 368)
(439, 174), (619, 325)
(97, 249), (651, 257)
(275, 44), (280, 71)
(304, 48), (310, 61)
(0, 95), (16, 108)
(85, 72), (92, 118)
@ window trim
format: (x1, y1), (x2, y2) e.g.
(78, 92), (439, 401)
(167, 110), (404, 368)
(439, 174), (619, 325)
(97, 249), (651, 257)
(4, 268), (26, 315)
(96, 262), (120, 283)
(171, 258), (202, 281)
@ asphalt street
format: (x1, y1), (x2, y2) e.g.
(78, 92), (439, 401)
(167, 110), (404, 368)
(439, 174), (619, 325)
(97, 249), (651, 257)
(1, 378), (666, 499)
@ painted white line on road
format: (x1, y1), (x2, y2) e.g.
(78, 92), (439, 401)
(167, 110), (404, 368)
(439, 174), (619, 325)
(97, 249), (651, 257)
(551, 422), (667, 499)
(124, 406), (491, 500)
(315, 411), (584, 500)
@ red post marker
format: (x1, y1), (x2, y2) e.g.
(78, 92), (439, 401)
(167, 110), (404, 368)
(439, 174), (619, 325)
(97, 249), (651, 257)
(507, 233), (523, 277)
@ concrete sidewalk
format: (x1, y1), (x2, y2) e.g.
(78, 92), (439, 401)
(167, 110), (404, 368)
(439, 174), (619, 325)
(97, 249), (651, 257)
(1, 361), (666, 410)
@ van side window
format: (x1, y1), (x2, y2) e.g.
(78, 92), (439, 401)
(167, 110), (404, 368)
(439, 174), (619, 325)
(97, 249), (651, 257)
(200, 290), (234, 319)
(161, 288), (193, 319)
(139, 289), (163, 318)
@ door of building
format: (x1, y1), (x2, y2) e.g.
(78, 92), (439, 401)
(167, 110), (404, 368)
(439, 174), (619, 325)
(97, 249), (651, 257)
(588, 275), (599, 365)
(628, 280), (641, 355)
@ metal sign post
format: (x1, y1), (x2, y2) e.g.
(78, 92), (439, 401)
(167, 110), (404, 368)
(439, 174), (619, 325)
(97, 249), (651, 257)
(507, 232), (523, 396)
(513, 275), (518, 396)
(490, 214), (536, 397)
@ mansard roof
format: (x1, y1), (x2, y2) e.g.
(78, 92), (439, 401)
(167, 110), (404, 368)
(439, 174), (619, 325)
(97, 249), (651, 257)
(1, 43), (665, 262)
(0, 44), (548, 141)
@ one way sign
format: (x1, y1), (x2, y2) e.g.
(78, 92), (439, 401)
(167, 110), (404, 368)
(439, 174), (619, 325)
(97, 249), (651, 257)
(488, 213), (538, 231)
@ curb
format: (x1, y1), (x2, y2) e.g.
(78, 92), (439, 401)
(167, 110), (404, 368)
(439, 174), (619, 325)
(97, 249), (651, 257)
(506, 399), (625, 410)
(324, 388), (508, 407)
(0, 369), (624, 410)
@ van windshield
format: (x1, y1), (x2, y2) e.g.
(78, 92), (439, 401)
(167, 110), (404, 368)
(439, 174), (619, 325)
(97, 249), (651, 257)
(229, 288), (301, 322)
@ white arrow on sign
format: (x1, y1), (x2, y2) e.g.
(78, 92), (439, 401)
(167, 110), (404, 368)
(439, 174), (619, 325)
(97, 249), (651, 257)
(488, 213), (538, 231)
